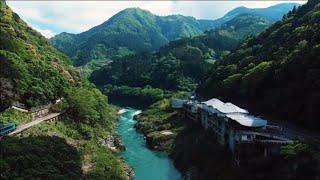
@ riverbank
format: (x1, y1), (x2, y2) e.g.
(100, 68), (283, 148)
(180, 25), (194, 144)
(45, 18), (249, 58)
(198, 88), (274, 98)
(0, 118), (133, 179)
(0, 94), (134, 180)
(134, 98), (320, 180)
(117, 108), (181, 180)
(134, 99), (236, 179)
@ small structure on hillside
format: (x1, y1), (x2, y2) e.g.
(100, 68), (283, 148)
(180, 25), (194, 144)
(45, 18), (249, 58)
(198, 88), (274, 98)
(29, 104), (52, 118)
(171, 98), (188, 109)
(177, 97), (292, 158)
(10, 98), (63, 118)
(10, 102), (29, 113)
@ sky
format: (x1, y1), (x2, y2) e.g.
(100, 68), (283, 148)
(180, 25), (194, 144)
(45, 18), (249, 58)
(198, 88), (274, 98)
(7, 1), (306, 38)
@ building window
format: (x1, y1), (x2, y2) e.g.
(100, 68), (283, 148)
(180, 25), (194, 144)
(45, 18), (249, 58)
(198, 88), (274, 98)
(241, 135), (248, 141)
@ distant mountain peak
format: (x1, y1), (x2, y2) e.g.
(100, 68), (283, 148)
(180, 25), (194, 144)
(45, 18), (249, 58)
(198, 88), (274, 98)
(51, 2), (298, 66)
(216, 2), (300, 24)
(114, 7), (154, 17)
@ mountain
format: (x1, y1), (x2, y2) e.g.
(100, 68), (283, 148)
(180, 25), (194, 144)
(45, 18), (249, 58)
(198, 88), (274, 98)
(161, 13), (273, 60)
(89, 13), (273, 94)
(197, 0), (320, 130)
(213, 3), (300, 27)
(51, 4), (297, 67)
(0, 0), (78, 110)
(51, 8), (215, 66)
(0, 1), (131, 179)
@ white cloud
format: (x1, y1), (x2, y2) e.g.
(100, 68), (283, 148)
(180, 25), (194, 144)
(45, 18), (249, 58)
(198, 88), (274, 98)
(22, 21), (57, 39)
(7, 1), (306, 35)
(23, 21), (56, 38)
(35, 27), (56, 38)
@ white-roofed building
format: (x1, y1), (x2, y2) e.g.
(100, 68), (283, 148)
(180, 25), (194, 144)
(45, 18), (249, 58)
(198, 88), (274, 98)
(179, 97), (292, 157)
(216, 102), (248, 114)
(202, 98), (224, 108)
(226, 113), (267, 128)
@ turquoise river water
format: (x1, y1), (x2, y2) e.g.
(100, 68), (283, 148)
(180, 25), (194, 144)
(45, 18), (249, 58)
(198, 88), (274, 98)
(117, 108), (181, 180)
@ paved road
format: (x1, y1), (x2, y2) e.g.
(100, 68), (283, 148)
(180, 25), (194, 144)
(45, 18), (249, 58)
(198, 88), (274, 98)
(268, 119), (320, 149)
(8, 112), (61, 136)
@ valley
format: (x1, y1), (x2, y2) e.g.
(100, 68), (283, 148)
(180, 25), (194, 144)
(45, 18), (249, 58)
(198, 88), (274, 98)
(117, 108), (181, 180)
(1, 0), (320, 180)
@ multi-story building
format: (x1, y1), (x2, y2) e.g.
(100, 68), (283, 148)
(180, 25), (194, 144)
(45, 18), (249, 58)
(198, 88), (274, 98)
(172, 98), (292, 158)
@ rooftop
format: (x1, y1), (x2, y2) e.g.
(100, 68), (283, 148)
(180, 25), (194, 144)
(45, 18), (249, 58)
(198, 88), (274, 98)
(202, 98), (248, 114)
(217, 102), (248, 114)
(200, 98), (266, 127)
(226, 113), (267, 127)
(202, 98), (224, 108)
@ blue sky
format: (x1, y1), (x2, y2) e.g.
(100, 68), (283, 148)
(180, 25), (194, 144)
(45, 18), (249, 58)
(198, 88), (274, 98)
(7, 1), (305, 38)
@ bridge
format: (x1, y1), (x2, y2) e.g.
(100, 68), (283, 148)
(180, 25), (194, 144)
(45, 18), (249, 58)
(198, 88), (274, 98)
(8, 112), (63, 136)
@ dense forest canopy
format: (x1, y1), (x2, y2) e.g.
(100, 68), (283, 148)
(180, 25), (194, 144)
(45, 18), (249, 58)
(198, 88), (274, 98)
(214, 3), (300, 24)
(0, 1), (130, 179)
(1, 0), (319, 179)
(197, 0), (320, 130)
(51, 4), (298, 67)
(51, 8), (216, 66)
(0, 0), (78, 110)
(89, 13), (274, 93)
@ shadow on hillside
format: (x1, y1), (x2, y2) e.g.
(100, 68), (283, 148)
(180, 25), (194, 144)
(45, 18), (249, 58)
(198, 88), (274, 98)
(108, 95), (156, 109)
(0, 136), (83, 179)
(169, 119), (238, 180)
(169, 118), (320, 180)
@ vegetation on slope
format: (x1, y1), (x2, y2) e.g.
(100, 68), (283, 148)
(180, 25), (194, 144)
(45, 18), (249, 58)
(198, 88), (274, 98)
(0, 1), (131, 179)
(1, 136), (83, 179)
(102, 85), (172, 108)
(197, 0), (320, 130)
(0, 83), (131, 179)
(213, 3), (299, 25)
(136, 98), (185, 152)
(89, 14), (273, 100)
(0, 109), (32, 125)
(51, 4), (296, 67)
(0, 120), (128, 179)
(135, 97), (320, 180)
(51, 8), (215, 66)
(0, 0), (78, 110)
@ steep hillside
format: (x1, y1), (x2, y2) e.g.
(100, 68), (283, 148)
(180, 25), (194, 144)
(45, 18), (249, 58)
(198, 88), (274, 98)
(89, 14), (273, 94)
(0, 1), (130, 179)
(0, 0), (78, 110)
(197, 0), (320, 130)
(51, 4), (296, 67)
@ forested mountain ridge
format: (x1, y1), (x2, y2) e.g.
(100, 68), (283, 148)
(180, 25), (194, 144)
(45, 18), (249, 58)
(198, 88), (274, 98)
(160, 13), (273, 61)
(0, 0), (78, 110)
(51, 4), (298, 67)
(197, 0), (320, 130)
(89, 13), (274, 102)
(214, 3), (300, 26)
(51, 8), (215, 66)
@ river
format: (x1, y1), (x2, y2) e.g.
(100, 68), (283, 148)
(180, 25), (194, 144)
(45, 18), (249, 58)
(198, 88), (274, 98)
(117, 108), (181, 180)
